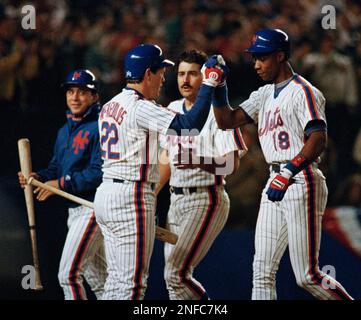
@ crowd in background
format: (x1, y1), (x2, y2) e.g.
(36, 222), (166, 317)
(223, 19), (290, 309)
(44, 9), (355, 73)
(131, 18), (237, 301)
(1, 0), (361, 228)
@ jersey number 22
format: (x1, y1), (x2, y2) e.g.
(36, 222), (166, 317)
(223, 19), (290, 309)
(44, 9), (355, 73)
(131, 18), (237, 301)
(100, 121), (120, 159)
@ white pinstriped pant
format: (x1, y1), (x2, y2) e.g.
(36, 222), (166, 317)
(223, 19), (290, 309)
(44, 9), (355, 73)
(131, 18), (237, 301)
(164, 186), (229, 300)
(94, 180), (155, 300)
(58, 205), (107, 300)
(252, 166), (353, 300)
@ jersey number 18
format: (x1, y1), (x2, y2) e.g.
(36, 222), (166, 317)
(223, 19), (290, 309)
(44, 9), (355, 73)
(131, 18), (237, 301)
(272, 131), (290, 151)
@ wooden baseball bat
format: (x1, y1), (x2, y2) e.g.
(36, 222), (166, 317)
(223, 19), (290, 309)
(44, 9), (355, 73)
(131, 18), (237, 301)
(17, 138), (43, 291)
(28, 177), (178, 245)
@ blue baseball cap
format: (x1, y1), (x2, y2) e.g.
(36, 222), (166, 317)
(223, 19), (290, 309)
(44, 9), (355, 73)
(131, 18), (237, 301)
(62, 69), (99, 92)
(245, 28), (290, 57)
(124, 44), (175, 80)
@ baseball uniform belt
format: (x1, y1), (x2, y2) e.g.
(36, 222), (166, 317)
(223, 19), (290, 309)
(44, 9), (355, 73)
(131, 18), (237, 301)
(170, 185), (219, 195)
(269, 164), (296, 184)
(270, 164), (281, 173)
(270, 162), (318, 173)
(112, 178), (156, 191)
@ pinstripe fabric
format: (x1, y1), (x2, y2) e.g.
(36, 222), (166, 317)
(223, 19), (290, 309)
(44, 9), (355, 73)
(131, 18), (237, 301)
(241, 74), (352, 300)
(164, 187), (229, 300)
(240, 74), (326, 164)
(93, 180), (156, 300)
(160, 99), (244, 300)
(252, 194), (288, 300)
(58, 205), (107, 300)
(99, 88), (176, 183)
(252, 167), (353, 300)
(160, 99), (247, 187)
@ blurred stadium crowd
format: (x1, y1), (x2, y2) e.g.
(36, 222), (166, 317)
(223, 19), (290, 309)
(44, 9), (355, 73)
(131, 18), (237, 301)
(1, 0), (361, 228)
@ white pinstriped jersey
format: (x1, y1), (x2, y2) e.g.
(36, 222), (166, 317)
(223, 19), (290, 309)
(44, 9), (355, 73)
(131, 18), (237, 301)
(99, 88), (176, 183)
(240, 74), (326, 164)
(161, 99), (247, 187)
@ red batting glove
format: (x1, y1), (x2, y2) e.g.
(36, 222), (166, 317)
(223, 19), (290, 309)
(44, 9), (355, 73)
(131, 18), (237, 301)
(266, 174), (290, 202)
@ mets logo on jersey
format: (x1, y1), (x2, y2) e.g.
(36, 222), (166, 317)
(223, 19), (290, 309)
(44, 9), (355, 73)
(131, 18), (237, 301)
(72, 130), (89, 154)
(258, 107), (284, 137)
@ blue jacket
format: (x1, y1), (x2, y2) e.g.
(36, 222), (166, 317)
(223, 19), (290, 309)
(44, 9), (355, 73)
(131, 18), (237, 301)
(37, 102), (103, 206)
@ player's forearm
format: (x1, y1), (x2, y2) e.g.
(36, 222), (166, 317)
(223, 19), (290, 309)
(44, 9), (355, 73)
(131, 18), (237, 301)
(168, 85), (213, 135)
(299, 131), (327, 163)
(213, 107), (237, 129)
(282, 131), (327, 178)
(196, 152), (239, 175)
(215, 106), (252, 129)
(156, 149), (171, 195)
(213, 84), (252, 129)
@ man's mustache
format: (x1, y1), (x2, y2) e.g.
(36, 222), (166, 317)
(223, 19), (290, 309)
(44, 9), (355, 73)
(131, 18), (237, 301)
(181, 84), (193, 89)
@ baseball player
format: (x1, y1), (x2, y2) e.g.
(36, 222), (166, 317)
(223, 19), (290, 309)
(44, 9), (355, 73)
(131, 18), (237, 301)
(211, 29), (354, 300)
(93, 44), (227, 300)
(156, 49), (247, 300)
(18, 69), (107, 300)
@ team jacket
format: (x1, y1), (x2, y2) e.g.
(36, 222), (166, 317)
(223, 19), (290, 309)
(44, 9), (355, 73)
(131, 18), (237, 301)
(37, 102), (102, 206)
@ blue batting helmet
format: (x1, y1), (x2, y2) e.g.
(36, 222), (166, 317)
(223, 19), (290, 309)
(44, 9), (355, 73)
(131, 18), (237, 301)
(61, 69), (99, 92)
(245, 28), (290, 57)
(124, 44), (175, 80)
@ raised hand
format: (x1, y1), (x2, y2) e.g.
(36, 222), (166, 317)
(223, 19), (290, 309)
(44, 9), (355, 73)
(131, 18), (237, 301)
(201, 55), (229, 87)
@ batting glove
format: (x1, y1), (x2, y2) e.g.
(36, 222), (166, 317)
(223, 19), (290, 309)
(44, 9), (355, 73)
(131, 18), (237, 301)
(266, 170), (292, 202)
(213, 55), (229, 86)
(201, 55), (229, 87)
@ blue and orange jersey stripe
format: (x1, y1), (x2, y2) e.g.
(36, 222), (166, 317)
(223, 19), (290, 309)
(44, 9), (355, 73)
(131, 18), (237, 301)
(132, 181), (146, 300)
(233, 128), (247, 150)
(293, 76), (321, 120)
(179, 186), (219, 299)
(303, 167), (353, 300)
(68, 212), (98, 300)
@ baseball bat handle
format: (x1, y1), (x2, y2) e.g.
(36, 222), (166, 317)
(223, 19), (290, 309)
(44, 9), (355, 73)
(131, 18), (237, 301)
(154, 226), (178, 245)
(28, 178), (178, 245)
(29, 177), (94, 208)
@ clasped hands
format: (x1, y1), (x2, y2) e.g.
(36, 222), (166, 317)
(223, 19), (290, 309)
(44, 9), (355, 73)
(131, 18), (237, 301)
(201, 55), (229, 87)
